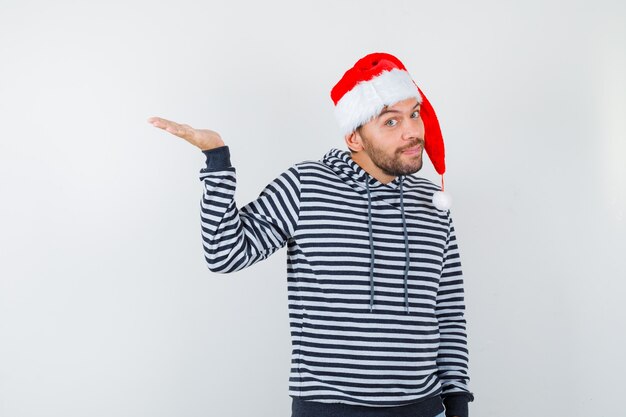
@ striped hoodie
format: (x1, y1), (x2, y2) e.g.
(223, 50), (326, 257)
(199, 145), (475, 417)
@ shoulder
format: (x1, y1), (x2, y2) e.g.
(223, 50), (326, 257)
(293, 158), (331, 170)
(404, 174), (442, 195)
(265, 159), (331, 188)
(404, 175), (455, 220)
(292, 159), (336, 178)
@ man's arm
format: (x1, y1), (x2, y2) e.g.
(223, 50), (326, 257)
(198, 145), (300, 273)
(435, 214), (475, 417)
(147, 116), (300, 273)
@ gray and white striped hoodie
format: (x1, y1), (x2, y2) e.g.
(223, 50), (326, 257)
(199, 145), (475, 417)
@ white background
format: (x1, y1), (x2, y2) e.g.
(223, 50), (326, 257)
(1, 1), (624, 416)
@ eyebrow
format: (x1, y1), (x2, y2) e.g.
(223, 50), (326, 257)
(377, 100), (421, 119)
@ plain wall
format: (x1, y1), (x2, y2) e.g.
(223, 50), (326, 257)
(1, 0), (624, 416)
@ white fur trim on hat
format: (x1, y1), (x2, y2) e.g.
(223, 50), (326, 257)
(333, 68), (422, 136)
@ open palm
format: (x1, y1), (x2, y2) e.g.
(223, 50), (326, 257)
(147, 116), (224, 151)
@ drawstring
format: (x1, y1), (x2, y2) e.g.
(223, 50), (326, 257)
(400, 176), (410, 314)
(365, 175), (411, 315)
(366, 179), (375, 312)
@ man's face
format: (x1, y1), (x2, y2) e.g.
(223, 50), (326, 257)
(354, 97), (425, 177)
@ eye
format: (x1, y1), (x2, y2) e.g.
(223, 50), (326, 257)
(385, 119), (397, 127)
(411, 110), (420, 118)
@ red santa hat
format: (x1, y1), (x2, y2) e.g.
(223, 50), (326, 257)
(330, 52), (451, 211)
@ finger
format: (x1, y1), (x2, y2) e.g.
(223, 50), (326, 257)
(165, 125), (182, 136)
(149, 117), (185, 137)
(147, 116), (172, 129)
(148, 116), (197, 145)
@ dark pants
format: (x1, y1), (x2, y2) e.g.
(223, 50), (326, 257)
(291, 395), (445, 417)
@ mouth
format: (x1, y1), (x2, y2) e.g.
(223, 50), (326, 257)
(402, 145), (422, 155)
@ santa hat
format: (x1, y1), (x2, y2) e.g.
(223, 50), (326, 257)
(330, 52), (451, 211)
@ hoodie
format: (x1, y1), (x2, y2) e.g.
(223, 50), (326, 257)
(199, 145), (475, 417)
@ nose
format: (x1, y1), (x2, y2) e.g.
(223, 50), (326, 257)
(402, 117), (425, 142)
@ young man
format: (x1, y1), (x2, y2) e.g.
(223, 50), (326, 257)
(148, 52), (475, 417)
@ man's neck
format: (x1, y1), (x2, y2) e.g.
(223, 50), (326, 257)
(350, 151), (395, 184)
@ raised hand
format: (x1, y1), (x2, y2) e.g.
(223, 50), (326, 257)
(147, 116), (225, 151)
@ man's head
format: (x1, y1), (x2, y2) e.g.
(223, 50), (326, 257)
(345, 97), (425, 182)
(330, 52), (452, 209)
(330, 52), (447, 180)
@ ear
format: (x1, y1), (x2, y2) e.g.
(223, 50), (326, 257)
(344, 129), (363, 153)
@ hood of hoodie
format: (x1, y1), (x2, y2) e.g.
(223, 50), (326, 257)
(325, 149), (401, 187)
(321, 147), (430, 315)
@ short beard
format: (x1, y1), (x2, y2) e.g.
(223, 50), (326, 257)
(359, 128), (424, 177)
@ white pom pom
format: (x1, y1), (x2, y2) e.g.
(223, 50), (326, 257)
(432, 191), (452, 211)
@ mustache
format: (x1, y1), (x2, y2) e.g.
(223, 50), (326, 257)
(400, 139), (425, 152)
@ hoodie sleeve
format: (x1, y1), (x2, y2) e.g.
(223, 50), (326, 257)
(435, 214), (475, 417)
(198, 145), (300, 273)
